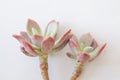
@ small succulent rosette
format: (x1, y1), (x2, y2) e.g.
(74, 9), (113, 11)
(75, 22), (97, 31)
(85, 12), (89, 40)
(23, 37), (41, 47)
(13, 19), (71, 80)
(66, 33), (106, 80)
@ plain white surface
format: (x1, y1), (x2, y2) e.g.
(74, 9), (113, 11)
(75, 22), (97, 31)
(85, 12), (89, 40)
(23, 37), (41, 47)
(0, 0), (120, 80)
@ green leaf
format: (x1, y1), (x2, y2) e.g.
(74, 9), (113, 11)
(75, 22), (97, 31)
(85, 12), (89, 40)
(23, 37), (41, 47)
(45, 20), (58, 38)
(79, 43), (86, 51)
(83, 46), (94, 53)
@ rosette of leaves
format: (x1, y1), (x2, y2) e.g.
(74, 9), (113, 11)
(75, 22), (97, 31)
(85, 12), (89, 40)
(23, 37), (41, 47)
(13, 19), (71, 80)
(66, 33), (106, 80)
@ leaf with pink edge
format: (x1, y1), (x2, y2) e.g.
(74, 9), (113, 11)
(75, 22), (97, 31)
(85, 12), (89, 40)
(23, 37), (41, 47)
(69, 38), (79, 54)
(12, 35), (25, 43)
(89, 43), (106, 62)
(79, 33), (93, 47)
(21, 40), (38, 56)
(54, 29), (71, 48)
(53, 34), (72, 52)
(31, 34), (43, 47)
(20, 31), (31, 43)
(41, 37), (55, 53)
(45, 20), (58, 38)
(27, 19), (41, 36)
(20, 46), (37, 57)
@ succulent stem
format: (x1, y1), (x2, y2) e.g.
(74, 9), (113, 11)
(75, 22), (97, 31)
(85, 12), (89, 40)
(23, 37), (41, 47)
(39, 54), (49, 80)
(70, 61), (83, 80)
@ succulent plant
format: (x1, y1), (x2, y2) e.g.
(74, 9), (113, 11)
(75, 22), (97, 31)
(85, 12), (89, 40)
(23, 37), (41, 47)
(13, 19), (71, 80)
(66, 33), (106, 80)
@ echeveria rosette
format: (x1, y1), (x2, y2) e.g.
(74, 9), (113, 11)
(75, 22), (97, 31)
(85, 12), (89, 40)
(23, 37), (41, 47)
(66, 33), (106, 80)
(13, 19), (71, 80)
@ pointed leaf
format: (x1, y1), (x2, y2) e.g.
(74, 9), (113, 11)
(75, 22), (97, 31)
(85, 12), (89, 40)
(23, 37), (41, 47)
(79, 33), (93, 47)
(53, 34), (72, 52)
(20, 31), (31, 43)
(27, 19), (41, 36)
(54, 29), (71, 48)
(31, 34), (43, 47)
(41, 37), (54, 53)
(20, 46), (37, 57)
(69, 39), (79, 54)
(66, 52), (76, 59)
(89, 43), (107, 62)
(45, 20), (58, 38)
(71, 34), (79, 44)
(12, 35), (25, 43)
(21, 40), (38, 56)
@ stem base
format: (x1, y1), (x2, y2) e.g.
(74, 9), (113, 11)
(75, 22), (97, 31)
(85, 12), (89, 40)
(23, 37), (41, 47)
(70, 62), (83, 80)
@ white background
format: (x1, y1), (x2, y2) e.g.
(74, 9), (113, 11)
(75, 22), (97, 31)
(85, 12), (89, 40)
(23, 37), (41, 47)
(0, 0), (120, 80)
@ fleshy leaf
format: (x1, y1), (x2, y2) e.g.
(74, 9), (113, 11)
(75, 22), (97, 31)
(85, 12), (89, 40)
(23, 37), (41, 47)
(12, 35), (25, 43)
(89, 43), (106, 62)
(54, 29), (71, 48)
(27, 19), (41, 36)
(41, 37), (54, 53)
(45, 20), (58, 38)
(20, 31), (31, 43)
(69, 39), (79, 54)
(31, 34), (43, 47)
(21, 40), (38, 56)
(20, 46), (37, 57)
(53, 34), (72, 52)
(71, 34), (79, 44)
(83, 46), (94, 53)
(79, 33), (93, 47)
(66, 52), (76, 59)
(91, 39), (98, 49)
